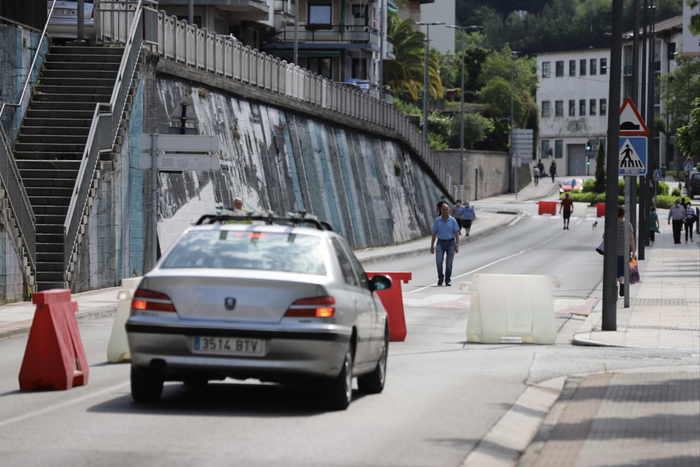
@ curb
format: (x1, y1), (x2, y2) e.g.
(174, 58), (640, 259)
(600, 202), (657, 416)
(0, 305), (117, 341)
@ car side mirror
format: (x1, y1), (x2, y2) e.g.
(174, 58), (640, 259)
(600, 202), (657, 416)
(369, 274), (392, 292)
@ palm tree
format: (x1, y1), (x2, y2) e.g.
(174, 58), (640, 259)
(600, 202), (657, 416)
(384, 14), (442, 102)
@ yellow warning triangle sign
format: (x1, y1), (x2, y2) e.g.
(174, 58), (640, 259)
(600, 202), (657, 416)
(619, 98), (649, 135)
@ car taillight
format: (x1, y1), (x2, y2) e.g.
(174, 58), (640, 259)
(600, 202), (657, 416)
(132, 289), (176, 313)
(285, 296), (336, 318)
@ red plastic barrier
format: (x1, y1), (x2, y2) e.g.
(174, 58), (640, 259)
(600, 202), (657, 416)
(19, 289), (89, 391)
(366, 271), (411, 341)
(596, 203), (605, 217)
(538, 201), (558, 215)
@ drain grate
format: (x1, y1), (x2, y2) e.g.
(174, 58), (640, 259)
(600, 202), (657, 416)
(626, 324), (700, 331)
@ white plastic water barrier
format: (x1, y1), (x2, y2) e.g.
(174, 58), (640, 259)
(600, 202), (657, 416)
(459, 274), (564, 344)
(107, 277), (143, 362)
(572, 202), (588, 218)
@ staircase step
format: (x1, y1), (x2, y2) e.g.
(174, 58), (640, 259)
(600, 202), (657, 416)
(22, 117), (96, 128)
(37, 85), (114, 95)
(16, 134), (87, 145)
(39, 77), (116, 87)
(37, 251), (64, 263)
(31, 205), (70, 215)
(29, 101), (102, 111)
(14, 151), (84, 161)
(50, 46), (124, 55)
(32, 93), (111, 103)
(46, 51), (123, 62)
(15, 159), (80, 169)
(37, 233), (64, 244)
(23, 178), (77, 188)
(36, 242), (64, 253)
(44, 60), (120, 71)
(27, 187), (74, 198)
(36, 261), (65, 272)
(25, 108), (97, 120)
(37, 224), (64, 234)
(36, 281), (68, 291)
(29, 196), (72, 206)
(20, 126), (90, 137)
(36, 214), (67, 225)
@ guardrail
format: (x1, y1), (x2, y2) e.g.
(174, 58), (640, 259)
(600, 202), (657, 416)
(63, 0), (151, 285)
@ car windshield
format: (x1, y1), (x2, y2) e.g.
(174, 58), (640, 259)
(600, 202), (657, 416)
(161, 230), (326, 275)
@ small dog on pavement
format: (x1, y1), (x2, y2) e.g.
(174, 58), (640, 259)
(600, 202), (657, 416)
(592, 221), (598, 231)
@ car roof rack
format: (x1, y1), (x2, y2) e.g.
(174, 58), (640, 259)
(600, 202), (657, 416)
(195, 211), (334, 231)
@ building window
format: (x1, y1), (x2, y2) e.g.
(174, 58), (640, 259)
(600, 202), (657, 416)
(569, 100), (576, 116)
(579, 99), (586, 116)
(600, 98), (607, 116)
(542, 140), (551, 159)
(308, 4), (332, 28)
(308, 58), (332, 79)
(542, 62), (551, 78)
(600, 58), (607, 75)
(590, 99), (597, 116)
(580, 59), (586, 76)
(569, 60), (576, 76)
(556, 61), (564, 77)
(590, 58), (597, 75)
(555, 100), (564, 117)
(542, 101), (550, 117)
(555, 140), (563, 159)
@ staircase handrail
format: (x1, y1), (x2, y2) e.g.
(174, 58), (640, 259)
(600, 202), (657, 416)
(0, 123), (36, 276)
(63, 0), (149, 284)
(0, 2), (56, 122)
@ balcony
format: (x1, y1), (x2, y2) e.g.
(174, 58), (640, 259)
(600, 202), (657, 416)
(158, 0), (269, 21)
(274, 24), (380, 49)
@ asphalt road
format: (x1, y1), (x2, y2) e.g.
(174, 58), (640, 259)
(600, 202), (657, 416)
(0, 201), (696, 467)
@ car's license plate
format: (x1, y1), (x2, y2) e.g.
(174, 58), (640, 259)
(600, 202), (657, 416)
(192, 336), (265, 356)
(55, 9), (76, 15)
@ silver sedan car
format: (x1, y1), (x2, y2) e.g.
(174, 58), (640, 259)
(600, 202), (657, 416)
(126, 213), (392, 410)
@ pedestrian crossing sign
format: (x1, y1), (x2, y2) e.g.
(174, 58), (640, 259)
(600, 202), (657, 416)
(619, 137), (647, 176)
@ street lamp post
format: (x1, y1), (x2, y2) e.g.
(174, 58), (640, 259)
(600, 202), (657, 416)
(416, 22), (445, 144)
(447, 25), (482, 189)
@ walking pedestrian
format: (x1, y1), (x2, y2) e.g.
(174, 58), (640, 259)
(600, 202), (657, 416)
(549, 161), (557, 182)
(461, 201), (476, 236)
(430, 203), (460, 286)
(436, 195), (448, 215)
(533, 165), (540, 186)
(537, 159), (545, 178)
(684, 202), (697, 243)
(667, 198), (686, 244)
(603, 205), (636, 297)
(559, 193), (573, 229)
(452, 200), (464, 235)
(648, 206), (660, 246)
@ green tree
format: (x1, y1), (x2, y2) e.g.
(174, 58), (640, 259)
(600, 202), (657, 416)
(659, 54), (700, 163)
(677, 97), (700, 160)
(383, 15), (430, 101)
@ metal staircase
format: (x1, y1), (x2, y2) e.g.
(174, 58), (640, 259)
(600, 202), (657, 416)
(13, 46), (124, 291)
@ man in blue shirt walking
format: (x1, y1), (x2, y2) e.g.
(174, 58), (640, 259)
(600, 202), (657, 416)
(430, 203), (460, 286)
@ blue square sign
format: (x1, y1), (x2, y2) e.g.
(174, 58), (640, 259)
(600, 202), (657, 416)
(619, 137), (647, 176)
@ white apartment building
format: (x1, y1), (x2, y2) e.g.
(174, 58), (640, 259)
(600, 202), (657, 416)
(536, 15), (689, 177)
(536, 49), (611, 177)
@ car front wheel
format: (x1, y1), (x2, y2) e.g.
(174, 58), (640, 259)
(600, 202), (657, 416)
(131, 366), (164, 403)
(325, 345), (353, 411)
(358, 328), (389, 394)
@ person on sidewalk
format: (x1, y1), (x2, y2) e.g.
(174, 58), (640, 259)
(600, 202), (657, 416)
(537, 159), (546, 178)
(648, 206), (660, 246)
(436, 195), (448, 216)
(452, 200), (464, 235)
(549, 161), (557, 182)
(603, 205), (636, 297)
(667, 198), (686, 244)
(560, 193), (573, 229)
(430, 203), (460, 286)
(533, 165), (540, 186)
(684, 202), (697, 243)
(461, 201), (476, 236)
